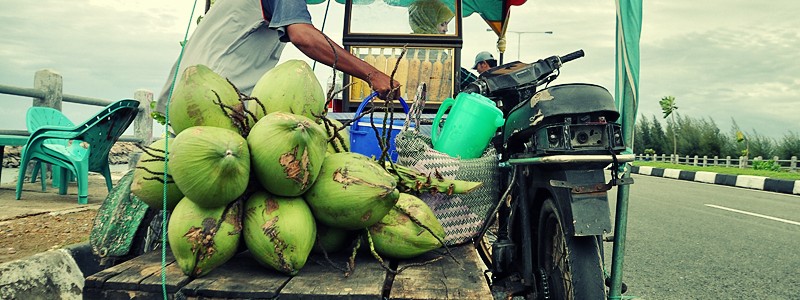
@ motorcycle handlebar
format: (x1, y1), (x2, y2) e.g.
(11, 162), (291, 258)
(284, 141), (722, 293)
(462, 49), (585, 96)
(560, 50), (584, 64)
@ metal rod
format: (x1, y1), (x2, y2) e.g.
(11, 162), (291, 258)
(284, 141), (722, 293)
(608, 170), (631, 299)
(505, 154), (635, 166)
(519, 173), (535, 285)
(1, 83), (112, 107)
(62, 94), (113, 107)
(0, 84), (45, 99)
(0, 130), (30, 136)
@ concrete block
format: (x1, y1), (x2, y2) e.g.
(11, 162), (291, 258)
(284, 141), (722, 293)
(663, 168), (681, 179)
(694, 171), (718, 184)
(735, 175), (767, 190)
(637, 166), (653, 175)
(0, 249), (84, 300)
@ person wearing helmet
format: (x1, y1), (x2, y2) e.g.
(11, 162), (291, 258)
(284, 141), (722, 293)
(459, 51), (497, 91)
(473, 51), (498, 74)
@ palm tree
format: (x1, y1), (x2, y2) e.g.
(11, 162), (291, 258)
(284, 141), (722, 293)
(659, 96), (678, 161)
(736, 130), (749, 158)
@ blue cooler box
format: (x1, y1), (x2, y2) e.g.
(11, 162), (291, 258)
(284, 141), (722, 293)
(349, 93), (413, 161)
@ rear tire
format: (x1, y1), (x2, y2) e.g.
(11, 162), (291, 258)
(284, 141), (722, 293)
(476, 217), (498, 268)
(537, 199), (605, 300)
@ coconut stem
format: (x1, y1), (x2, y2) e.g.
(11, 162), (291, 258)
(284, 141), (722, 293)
(233, 87), (263, 127)
(384, 163), (482, 195)
(211, 83), (261, 137)
(392, 205), (461, 268)
(136, 165), (175, 184)
(396, 256), (444, 274)
(135, 143), (167, 157)
(212, 91), (248, 135)
(345, 235), (362, 277)
(322, 34), (340, 110)
(321, 117), (350, 153)
(365, 230), (396, 274)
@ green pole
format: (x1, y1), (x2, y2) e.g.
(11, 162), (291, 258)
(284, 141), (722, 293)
(608, 170), (631, 299)
(610, 0), (640, 296)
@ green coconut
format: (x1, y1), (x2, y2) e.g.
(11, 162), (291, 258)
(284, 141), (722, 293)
(169, 126), (250, 208)
(131, 138), (184, 211)
(168, 64), (241, 135)
(167, 197), (242, 277)
(312, 224), (355, 254)
(250, 60), (326, 120)
(304, 152), (399, 230)
(369, 193), (444, 259)
(243, 190), (316, 275)
(321, 117), (350, 154)
(247, 112), (327, 197)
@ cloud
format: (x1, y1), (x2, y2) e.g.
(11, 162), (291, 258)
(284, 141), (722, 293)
(638, 14), (800, 138)
(0, 0), (195, 130)
(0, 0), (796, 141)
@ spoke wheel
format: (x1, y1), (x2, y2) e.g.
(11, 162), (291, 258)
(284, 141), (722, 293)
(537, 199), (605, 300)
(476, 218), (498, 268)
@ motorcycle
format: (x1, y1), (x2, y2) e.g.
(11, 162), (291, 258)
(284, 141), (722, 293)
(463, 50), (634, 299)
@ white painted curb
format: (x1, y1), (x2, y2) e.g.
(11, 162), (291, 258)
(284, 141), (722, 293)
(663, 168), (681, 179)
(735, 175), (768, 190)
(694, 171), (718, 184)
(637, 166), (653, 176)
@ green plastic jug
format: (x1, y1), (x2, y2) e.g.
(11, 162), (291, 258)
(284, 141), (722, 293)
(432, 92), (505, 159)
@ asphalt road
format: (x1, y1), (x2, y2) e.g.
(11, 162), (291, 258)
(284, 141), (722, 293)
(604, 174), (800, 299)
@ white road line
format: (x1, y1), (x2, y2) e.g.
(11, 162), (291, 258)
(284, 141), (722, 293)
(705, 204), (800, 226)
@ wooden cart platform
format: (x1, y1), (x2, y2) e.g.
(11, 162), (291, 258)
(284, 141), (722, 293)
(84, 244), (491, 299)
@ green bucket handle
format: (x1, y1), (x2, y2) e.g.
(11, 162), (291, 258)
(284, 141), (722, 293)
(431, 96), (455, 146)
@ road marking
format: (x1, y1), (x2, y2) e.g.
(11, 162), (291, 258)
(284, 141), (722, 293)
(705, 204), (800, 226)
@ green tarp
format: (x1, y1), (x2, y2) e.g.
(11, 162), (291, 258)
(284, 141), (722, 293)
(614, 0), (642, 149)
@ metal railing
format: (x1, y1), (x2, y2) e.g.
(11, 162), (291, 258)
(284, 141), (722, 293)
(0, 69), (153, 145)
(635, 153), (798, 172)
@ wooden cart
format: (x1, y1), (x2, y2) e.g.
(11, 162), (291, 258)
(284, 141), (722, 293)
(85, 243), (490, 299)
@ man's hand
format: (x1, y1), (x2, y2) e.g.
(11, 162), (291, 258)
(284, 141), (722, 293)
(369, 72), (402, 100)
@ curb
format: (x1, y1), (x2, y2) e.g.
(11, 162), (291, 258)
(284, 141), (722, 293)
(0, 248), (84, 299)
(0, 242), (107, 299)
(630, 166), (800, 196)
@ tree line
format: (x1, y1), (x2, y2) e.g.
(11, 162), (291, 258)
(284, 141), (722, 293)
(633, 113), (800, 159)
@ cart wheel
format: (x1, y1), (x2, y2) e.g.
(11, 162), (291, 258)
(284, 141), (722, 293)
(537, 198), (605, 300)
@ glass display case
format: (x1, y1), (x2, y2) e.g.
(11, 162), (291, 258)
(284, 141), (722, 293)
(339, 0), (463, 112)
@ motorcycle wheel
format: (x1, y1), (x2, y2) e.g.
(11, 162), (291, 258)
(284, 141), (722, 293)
(476, 217), (497, 267)
(537, 198), (605, 300)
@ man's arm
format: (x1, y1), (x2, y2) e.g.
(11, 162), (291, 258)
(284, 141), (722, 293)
(285, 23), (400, 100)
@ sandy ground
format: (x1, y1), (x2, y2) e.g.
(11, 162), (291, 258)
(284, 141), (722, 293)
(0, 165), (129, 264)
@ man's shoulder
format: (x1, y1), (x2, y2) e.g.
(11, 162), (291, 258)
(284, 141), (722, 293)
(262, 0), (312, 26)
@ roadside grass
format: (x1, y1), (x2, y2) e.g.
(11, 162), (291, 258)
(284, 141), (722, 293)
(632, 161), (800, 180)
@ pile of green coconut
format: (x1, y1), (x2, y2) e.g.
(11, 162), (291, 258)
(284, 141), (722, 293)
(129, 61), (480, 277)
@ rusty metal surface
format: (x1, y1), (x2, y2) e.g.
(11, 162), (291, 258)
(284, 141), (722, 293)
(89, 170), (148, 258)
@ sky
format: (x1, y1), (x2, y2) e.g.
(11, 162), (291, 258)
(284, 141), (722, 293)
(1, 0), (798, 140)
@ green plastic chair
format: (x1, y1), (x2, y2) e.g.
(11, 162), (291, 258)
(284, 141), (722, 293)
(16, 99), (140, 204)
(26, 107), (76, 191)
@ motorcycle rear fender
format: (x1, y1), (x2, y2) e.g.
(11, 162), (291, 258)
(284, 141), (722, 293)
(537, 168), (612, 237)
(566, 192), (612, 236)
